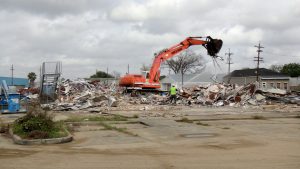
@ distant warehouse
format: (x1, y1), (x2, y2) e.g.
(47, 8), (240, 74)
(0, 76), (28, 89)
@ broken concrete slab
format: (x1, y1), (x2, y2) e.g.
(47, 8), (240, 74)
(255, 94), (266, 101)
(264, 88), (287, 95)
(108, 96), (118, 107)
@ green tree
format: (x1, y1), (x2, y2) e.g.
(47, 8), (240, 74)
(280, 63), (300, 77)
(27, 72), (37, 87)
(90, 71), (114, 78)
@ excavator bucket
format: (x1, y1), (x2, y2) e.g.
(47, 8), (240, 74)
(205, 37), (223, 57)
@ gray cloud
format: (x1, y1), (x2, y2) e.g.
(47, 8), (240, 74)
(0, 0), (299, 79)
(0, 0), (116, 17)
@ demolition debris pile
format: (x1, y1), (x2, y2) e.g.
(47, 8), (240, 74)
(45, 79), (121, 111)
(39, 79), (299, 111)
(180, 83), (273, 106)
(180, 83), (300, 106)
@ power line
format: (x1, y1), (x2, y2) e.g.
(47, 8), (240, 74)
(263, 51), (300, 58)
(254, 42), (264, 81)
(225, 48), (233, 74)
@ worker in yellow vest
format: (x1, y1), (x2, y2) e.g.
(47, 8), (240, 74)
(169, 84), (177, 104)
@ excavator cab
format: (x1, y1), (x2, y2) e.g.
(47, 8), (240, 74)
(204, 36), (223, 57)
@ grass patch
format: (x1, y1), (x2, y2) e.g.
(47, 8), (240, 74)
(252, 115), (267, 120)
(133, 114), (139, 118)
(222, 127), (231, 129)
(196, 122), (210, 126)
(99, 122), (138, 136)
(65, 114), (138, 136)
(65, 114), (128, 122)
(176, 117), (194, 123)
(123, 121), (140, 124)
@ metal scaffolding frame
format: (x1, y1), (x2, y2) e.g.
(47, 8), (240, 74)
(39, 61), (62, 104)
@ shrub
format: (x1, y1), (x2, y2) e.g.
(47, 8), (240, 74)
(14, 112), (54, 133)
(13, 108), (67, 139)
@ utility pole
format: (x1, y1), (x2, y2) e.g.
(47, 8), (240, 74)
(254, 42), (264, 81)
(106, 67), (109, 84)
(127, 64), (129, 74)
(225, 48), (233, 74)
(10, 64), (14, 85)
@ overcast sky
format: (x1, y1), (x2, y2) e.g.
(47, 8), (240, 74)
(0, 0), (299, 79)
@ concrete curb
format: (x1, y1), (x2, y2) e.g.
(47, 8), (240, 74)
(9, 128), (73, 145)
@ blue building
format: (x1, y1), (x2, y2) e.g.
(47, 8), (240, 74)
(0, 76), (29, 88)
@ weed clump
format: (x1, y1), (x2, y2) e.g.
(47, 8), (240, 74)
(176, 117), (194, 123)
(252, 115), (266, 120)
(65, 114), (128, 122)
(13, 105), (67, 139)
(196, 122), (210, 126)
(99, 122), (138, 136)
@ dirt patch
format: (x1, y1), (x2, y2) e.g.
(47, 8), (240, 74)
(0, 149), (37, 159)
(200, 139), (265, 150)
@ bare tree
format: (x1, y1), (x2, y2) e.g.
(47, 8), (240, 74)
(269, 64), (283, 73)
(140, 64), (150, 72)
(112, 71), (121, 78)
(165, 49), (206, 86)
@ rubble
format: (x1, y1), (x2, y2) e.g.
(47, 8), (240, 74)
(263, 88), (287, 95)
(36, 78), (298, 111)
(108, 96), (118, 107)
(42, 79), (121, 111)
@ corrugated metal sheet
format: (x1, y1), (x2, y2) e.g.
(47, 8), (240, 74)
(0, 77), (28, 87)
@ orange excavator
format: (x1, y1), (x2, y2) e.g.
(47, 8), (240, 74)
(119, 36), (223, 91)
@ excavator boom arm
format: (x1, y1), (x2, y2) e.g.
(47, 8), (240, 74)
(148, 36), (222, 83)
